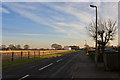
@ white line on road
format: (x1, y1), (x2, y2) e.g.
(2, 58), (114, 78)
(18, 75), (29, 80)
(56, 59), (63, 62)
(39, 63), (53, 71)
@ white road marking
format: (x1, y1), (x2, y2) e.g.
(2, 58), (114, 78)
(39, 63), (53, 71)
(18, 75), (29, 80)
(56, 59), (63, 62)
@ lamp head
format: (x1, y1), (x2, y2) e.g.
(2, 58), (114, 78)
(90, 5), (96, 8)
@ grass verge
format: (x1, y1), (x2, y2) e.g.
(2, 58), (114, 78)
(2, 50), (75, 70)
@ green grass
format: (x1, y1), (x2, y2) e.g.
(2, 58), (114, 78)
(2, 50), (75, 70)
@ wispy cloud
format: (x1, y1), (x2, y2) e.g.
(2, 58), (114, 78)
(44, 2), (93, 24)
(3, 2), (88, 38)
(3, 3), (52, 26)
(100, 2), (118, 20)
(55, 22), (84, 30)
(23, 34), (41, 36)
(0, 7), (10, 14)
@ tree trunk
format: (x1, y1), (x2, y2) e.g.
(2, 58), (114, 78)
(100, 33), (104, 62)
(102, 45), (105, 54)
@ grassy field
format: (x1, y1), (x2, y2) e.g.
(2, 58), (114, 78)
(2, 50), (75, 70)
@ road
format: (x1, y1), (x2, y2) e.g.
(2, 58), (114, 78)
(2, 51), (120, 80)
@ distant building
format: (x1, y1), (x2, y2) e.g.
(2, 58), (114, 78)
(69, 46), (80, 50)
(64, 46), (71, 50)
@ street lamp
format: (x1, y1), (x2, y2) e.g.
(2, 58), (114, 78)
(90, 4), (98, 66)
(85, 40), (87, 45)
(90, 5), (96, 8)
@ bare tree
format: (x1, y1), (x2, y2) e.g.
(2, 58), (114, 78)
(88, 19), (117, 54)
(57, 45), (62, 50)
(51, 43), (62, 50)
(24, 45), (30, 50)
(51, 44), (58, 50)
(1, 45), (6, 50)
(9, 44), (16, 50)
(16, 45), (21, 50)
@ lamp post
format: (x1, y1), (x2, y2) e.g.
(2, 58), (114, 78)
(90, 5), (98, 66)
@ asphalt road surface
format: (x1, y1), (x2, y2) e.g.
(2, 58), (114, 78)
(2, 51), (120, 80)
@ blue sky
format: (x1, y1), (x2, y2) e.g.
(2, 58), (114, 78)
(1, 2), (118, 48)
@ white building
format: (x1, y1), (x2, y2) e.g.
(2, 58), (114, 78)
(64, 46), (71, 50)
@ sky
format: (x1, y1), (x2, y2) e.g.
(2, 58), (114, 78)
(0, 2), (118, 48)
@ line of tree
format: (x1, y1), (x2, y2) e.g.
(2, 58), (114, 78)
(0, 44), (60, 50)
(51, 43), (80, 50)
(0, 44), (30, 50)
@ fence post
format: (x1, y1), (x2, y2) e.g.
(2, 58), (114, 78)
(21, 51), (23, 60)
(39, 50), (40, 58)
(51, 50), (52, 54)
(103, 53), (107, 70)
(55, 50), (56, 54)
(28, 51), (30, 59)
(34, 51), (35, 59)
(43, 51), (44, 56)
(12, 52), (14, 61)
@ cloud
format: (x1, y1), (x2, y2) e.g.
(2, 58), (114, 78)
(36, 2), (92, 38)
(3, 3), (54, 27)
(0, 7), (10, 14)
(55, 22), (84, 30)
(51, 16), (65, 21)
(100, 2), (118, 20)
(10, 2), (36, 10)
(23, 34), (41, 36)
(45, 2), (93, 24)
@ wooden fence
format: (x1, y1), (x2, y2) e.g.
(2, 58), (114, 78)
(88, 50), (120, 70)
(1, 50), (69, 62)
(103, 52), (120, 70)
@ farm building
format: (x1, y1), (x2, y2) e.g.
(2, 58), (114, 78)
(64, 46), (71, 50)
